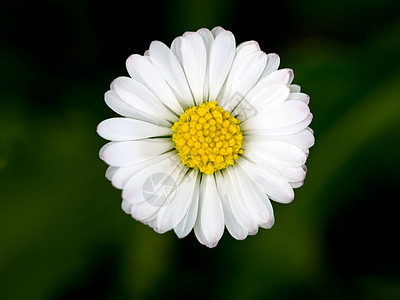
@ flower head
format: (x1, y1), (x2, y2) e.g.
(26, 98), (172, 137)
(97, 26), (314, 248)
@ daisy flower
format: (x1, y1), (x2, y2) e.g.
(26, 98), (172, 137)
(97, 26), (314, 248)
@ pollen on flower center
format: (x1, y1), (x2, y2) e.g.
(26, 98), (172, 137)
(171, 101), (244, 175)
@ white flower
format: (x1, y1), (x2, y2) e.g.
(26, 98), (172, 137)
(97, 26), (314, 248)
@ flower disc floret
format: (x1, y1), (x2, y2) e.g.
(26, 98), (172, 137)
(171, 101), (244, 174)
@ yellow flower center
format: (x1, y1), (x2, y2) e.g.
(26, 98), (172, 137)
(171, 101), (244, 175)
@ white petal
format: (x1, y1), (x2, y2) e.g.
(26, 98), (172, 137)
(259, 53), (280, 79)
(174, 175), (200, 238)
(151, 170), (199, 233)
(208, 30), (236, 101)
(97, 118), (171, 141)
(248, 113), (313, 136)
(241, 100), (310, 131)
(211, 26), (225, 37)
(290, 181), (304, 188)
(104, 90), (135, 117)
(118, 154), (180, 216)
(149, 41), (194, 108)
(289, 84), (301, 93)
(261, 68), (294, 86)
(122, 155), (183, 206)
(286, 92), (310, 105)
(221, 168), (259, 234)
(243, 140), (307, 167)
(196, 28), (214, 101)
(255, 185), (275, 229)
(113, 164), (143, 189)
(230, 166), (274, 229)
(130, 201), (160, 224)
(237, 158), (295, 203)
(236, 83), (290, 121)
(111, 76), (177, 123)
(193, 220), (207, 247)
(126, 54), (184, 115)
(194, 174), (225, 248)
(105, 166), (118, 181)
(121, 200), (132, 214)
(224, 168), (266, 231)
(99, 138), (173, 167)
(246, 128), (315, 150)
(243, 146), (307, 182)
(177, 32), (207, 105)
(219, 42), (267, 109)
(111, 152), (176, 189)
(197, 28), (214, 48)
(215, 172), (248, 240)
(242, 72), (292, 112)
(104, 90), (171, 127)
(170, 36), (183, 65)
(129, 163), (188, 225)
(278, 166), (306, 183)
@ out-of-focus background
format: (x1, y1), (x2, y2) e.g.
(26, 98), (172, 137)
(1, 0), (399, 299)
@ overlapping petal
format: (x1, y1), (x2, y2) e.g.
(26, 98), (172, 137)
(126, 54), (184, 115)
(99, 138), (173, 167)
(97, 117), (171, 141)
(218, 41), (267, 108)
(194, 174), (225, 248)
(172, 32), (207, 105)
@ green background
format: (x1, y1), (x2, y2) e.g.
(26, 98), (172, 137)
(1, 0), (399, 299)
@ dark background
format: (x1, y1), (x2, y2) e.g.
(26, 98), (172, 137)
(1, 0), (400, 299)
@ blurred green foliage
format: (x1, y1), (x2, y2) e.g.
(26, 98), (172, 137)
(1, 0), (399, 299)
